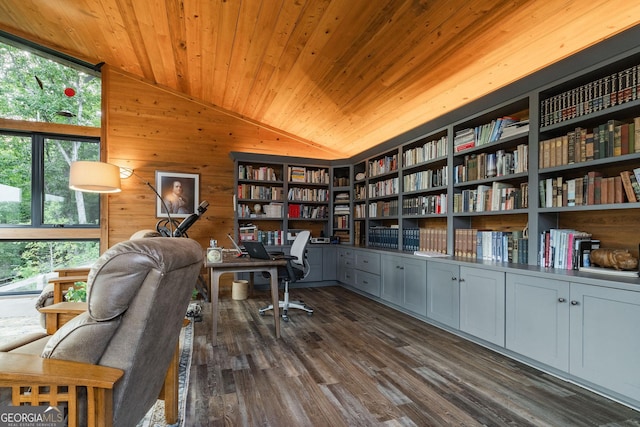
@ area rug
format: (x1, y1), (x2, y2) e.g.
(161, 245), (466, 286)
(137, 320), (194, 427)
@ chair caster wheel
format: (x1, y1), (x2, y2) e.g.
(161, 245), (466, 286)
(282, 315), (289, 322)
(307, 312), (313, 316)
(259, 311), (265, 316)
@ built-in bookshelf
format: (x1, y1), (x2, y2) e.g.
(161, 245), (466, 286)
(536, 51), (640, 268)
(232, 39), (640, 266)
(233, 156), (332, 245)
(332, 165), (351, 244)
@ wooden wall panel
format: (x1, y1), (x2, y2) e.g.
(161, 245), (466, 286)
(102, 65), (333, 249)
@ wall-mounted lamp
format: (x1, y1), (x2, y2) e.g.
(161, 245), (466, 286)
(69, 161), (121, 193)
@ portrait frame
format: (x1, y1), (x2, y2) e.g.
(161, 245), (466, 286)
(155, 171), (199, 218)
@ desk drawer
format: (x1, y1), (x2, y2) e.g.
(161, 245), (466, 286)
(355, 252), (380, 275)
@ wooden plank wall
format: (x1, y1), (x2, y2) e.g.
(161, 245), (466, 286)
(102, 65), (333, 250)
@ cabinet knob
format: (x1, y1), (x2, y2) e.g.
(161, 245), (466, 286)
(363, 260), (368, 263)
(558, 298), (566, 303)
(459, 278), (465, 282)
(451, 276), (457, 281)
(571, 300), (580, 306)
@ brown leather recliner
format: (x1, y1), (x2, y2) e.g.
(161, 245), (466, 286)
(0, 237), (203, 427)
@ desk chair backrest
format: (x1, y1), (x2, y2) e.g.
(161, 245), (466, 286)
(290, 230), (310, 276)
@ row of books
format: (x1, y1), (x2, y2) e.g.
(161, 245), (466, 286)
(454, 144), (528, 184)
(368, 177), (399, 198)
(368, 153), (398, 177)
(454, 229), (529, 264)
(238, 165), (280, 181)
(402, 227), (447, 253)
(402, 194), (447, 216)
(237, 184), (284, 201)
(539, 169), (640, 208)
(539, 118), (640, 169)
(541, 63), (640, 126)
(402, 135), (448, 167)
(453, 116), (521, 153)
(453, 182), (528, 213)
(368, 226), (399, 249)
(334, 214), (349, 229)
(368, 199), (399, 217)
(287, 166), (330, 184)
(333, 176), (350, 187)
(403, 165), (448, 192)
(237, 203), (282, 218)
(286, 187), (329, 202)
(287, 204), (328, 219)
(538, 229), (593, 270)
(621, 169), (640, 202)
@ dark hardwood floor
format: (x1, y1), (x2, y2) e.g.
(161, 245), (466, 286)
(185, 286), (640, 426)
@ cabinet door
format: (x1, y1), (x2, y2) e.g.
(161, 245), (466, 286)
(402, 257), (427, 317)
(426, 261), (460, 329)
(459, 266), (505, 346)
(322, 246), (337, 281)
(505, 273), (569, 371)
(381, 255), (403, 305)
(569, 283), (640, 402)
(337, 248), (354, 285)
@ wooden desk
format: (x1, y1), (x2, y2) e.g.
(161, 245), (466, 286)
(206, 254), (287, 346)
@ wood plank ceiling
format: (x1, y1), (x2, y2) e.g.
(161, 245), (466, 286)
(1, 0), (639, 159)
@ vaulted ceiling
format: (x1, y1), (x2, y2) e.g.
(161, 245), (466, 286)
(1, 0), (639, 158)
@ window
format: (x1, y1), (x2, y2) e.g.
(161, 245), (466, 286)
(0, 36), (102, 296)
(0, 38), (101, 126)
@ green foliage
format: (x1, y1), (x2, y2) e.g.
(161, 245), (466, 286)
(65, 281), (87, 302)
(0, 42), (101, 126)
(0, 40), (103, 295)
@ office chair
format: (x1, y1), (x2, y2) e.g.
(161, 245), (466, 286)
(259, 230), (314, 321)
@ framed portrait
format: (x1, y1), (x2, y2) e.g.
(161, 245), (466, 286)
(155, 171), (199, 218)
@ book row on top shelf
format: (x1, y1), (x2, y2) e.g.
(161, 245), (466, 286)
(238, 164), (281, 181)
(541, 60), (640, 127)
(287, 166), (330, 184)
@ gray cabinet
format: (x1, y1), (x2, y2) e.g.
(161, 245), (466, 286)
(338, 248), (381, 297)
(337, 247), (355, 286)
(569, 282), (640, 403)
(426, 261), (460, 329)
(505, 273), (570, 371)
(353, 250), (381, 297)
(322, 245), (337, 281)
(459, 266), (505, 346)
(381, 254), (427, 316)
(381, 255), (404, 305)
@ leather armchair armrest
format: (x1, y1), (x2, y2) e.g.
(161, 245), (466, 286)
(0, 352), (123, 427)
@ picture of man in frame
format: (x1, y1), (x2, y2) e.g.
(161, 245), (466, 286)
(164, 179), (190, 214)
(156, 171), (199, 217)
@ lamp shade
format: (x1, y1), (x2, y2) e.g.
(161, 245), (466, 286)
(69, 161), (121, 193)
